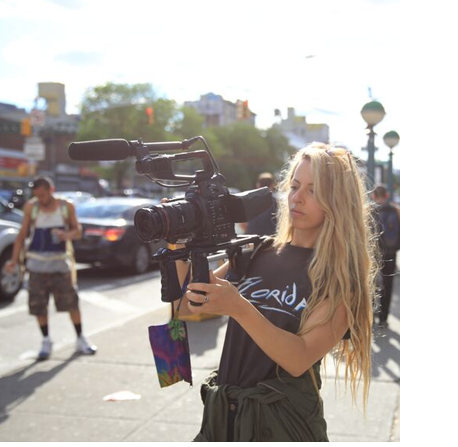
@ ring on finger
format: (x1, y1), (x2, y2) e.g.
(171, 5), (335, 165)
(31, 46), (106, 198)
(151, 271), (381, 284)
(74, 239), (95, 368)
(203, 295), (210, 304)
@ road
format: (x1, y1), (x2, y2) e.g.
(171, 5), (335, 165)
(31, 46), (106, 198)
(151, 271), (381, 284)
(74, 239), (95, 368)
(0, 264), (167, 377)
(0, 259), (400, 441)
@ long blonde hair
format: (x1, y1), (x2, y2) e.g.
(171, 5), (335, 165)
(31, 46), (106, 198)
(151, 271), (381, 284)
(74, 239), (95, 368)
(273, 142), (379, 408)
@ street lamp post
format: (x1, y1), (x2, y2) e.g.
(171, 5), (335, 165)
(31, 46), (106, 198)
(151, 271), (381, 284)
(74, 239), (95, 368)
(360, 101), (386, 188)
(383, 130), (400, 201)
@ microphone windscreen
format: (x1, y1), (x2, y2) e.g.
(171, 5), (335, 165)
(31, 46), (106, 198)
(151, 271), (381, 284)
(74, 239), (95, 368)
(68, 139), (131, 161)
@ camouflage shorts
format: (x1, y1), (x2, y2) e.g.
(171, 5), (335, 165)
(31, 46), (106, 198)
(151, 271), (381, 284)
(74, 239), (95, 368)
(28, 271), (79, 316)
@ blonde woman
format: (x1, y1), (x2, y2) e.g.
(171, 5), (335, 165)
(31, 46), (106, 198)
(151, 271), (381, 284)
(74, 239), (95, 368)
(180, 143), (378, 442)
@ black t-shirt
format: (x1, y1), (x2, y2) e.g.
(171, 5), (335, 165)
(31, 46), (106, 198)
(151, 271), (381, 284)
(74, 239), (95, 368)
(217, 243), (314, 387)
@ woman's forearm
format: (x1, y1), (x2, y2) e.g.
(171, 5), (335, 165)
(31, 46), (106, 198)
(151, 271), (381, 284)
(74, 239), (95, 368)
(185, 273), (340, 376)
(233, 299), (310, 377)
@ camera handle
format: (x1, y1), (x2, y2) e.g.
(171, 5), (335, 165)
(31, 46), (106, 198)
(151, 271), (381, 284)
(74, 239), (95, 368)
(156, 248), (186, 303)
(154, 247), (210, 305)
(154, 235), (262, 305)
(187, 236), (263, 306)
(188, 249), (210, 307)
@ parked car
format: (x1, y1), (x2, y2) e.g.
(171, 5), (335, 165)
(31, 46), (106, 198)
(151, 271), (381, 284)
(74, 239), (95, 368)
(111, 188), (147, 198)
(0, 219), (22, 301)
(0, 196), (23, 224)
(55, 191), (95, 205)
(0, 188), (28, 209)
(73, 197), (167, 274)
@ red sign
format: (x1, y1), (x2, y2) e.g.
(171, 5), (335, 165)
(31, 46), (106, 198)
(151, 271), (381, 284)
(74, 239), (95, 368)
(0, 156), (24, 169)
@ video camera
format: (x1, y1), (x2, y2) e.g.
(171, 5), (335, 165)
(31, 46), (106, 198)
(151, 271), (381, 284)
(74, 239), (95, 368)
(68, 136), (271, 305)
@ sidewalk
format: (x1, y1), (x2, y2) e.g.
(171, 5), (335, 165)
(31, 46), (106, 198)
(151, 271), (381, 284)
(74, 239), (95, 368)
(0, 268), (400, 442)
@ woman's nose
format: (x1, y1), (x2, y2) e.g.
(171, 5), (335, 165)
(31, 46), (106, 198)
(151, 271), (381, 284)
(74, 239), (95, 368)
(292, 191), (303, 204)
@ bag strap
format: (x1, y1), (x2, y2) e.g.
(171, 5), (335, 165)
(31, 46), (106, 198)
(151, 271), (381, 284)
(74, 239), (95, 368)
(21, 199), (39, 271)
(67, 238), (77, 288)
(173, 267), (191, 320)
(29, 198), (77, 288)
(59, 200), (70, 226)
(59, 200), (78, 288)
(29, 198), (69, 230)
(29, 198), (39, 234)
(235, 236), (274, 284)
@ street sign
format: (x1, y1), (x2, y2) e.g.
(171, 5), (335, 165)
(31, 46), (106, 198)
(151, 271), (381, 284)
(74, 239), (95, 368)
(24, 136), (45, 161)
(30, 109), (45, 127)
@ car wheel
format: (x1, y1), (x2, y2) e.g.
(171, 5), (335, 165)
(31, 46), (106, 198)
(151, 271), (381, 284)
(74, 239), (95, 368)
(0, 247), (23, 301)
(131, 244), (151, 275)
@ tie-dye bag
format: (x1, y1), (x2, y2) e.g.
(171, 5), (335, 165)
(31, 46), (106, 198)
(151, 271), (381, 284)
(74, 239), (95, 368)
(148, 272), (192, 388)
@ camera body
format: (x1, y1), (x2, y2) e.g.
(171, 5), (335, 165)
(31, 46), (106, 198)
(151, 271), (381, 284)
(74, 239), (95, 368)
(132, 139), (271, 249)
(134, 170), (271, 248)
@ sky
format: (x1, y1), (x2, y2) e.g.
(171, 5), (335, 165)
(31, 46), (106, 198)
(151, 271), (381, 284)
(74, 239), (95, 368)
(0, 0), (415, 168)
(0, 0), (454, 172)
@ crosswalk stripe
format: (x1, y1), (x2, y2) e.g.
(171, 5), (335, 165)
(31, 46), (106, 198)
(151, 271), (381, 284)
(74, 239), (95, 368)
(0, 304), (28, 319)
(0, 291), (140, 319)
(78, 290), (140, 313)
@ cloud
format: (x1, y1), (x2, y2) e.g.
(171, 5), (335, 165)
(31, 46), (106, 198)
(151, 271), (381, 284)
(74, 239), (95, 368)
(0, 0), (409, 167)
(54, 51), (104, 66)
(44, 0), (86, 9)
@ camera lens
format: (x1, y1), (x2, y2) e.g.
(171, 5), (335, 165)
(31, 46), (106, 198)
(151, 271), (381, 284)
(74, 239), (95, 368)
(134, 201), (199, 243)
(134, 207), (164, 242)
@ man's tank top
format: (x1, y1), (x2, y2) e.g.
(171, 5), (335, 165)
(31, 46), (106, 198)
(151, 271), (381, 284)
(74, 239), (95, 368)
(217, 243), (314, 387)
(26, 206), (69, 273)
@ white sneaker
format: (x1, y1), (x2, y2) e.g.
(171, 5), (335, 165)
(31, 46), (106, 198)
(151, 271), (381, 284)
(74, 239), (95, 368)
(76, 335), (97, 355)
(38, 337), (53, 360)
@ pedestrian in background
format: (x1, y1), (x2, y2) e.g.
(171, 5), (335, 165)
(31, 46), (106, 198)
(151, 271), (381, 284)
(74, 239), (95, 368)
(372, 184), (400, 328)
(179, 143), (378, 441)
(243, 172), (278, 236)
(5, 177), (97, 359)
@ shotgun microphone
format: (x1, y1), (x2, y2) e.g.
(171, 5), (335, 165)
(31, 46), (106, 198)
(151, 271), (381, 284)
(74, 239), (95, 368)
(68, 139), (133, 161)
(68, 139), (194, 161)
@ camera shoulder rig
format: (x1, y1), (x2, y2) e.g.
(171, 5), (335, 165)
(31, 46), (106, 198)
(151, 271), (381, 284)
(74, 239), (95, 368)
(154, 235), (271, 305)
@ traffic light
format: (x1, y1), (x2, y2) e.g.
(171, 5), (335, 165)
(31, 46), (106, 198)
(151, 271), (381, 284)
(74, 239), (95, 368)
(18, 162), (29, 176)
(242, 100), (249, 119)
(236, 100), (250, 120)
(20, 118), (31, 136)
(145, 107), (154, 125)
(236, 100), (244, 120)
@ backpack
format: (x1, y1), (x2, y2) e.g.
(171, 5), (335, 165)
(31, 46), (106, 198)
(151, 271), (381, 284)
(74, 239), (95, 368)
(26, 198), (78, 287)
(30, 198), (69, 225)
(375, 203), (400, 253)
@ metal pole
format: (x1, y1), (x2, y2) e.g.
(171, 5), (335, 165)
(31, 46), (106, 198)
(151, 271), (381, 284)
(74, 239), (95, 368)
(367, 125), (376, 189)
(388, 148), (394, 201)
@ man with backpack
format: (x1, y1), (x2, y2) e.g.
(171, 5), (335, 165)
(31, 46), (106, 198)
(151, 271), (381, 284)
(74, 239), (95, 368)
(372, 185), (400, 328)
(5, 177), (97, 359)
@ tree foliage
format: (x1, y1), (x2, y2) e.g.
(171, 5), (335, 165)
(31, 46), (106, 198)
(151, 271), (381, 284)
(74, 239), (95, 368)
(77, 82), (176, 188)
(77, 82), (295, 191)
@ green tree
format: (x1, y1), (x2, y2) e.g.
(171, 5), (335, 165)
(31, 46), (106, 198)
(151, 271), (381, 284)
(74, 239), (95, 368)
(211, 123), (264, 189)
(76, 83), (295, 191)
(209, 123), (295, 190)
(171, 106), (204, 139)
(77, 82), (177, 188)
(263, 126), (295, 170)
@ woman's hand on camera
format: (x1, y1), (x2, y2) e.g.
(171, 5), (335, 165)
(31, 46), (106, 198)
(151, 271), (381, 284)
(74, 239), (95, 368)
(185, 271), (247, 318)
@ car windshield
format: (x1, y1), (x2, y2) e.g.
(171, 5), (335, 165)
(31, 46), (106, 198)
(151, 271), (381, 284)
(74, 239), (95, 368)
(76, 203), (135, 219)
(0, 196), (23, 214)
(0, 190), (14, 201)
(76, 201), (154, 219)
